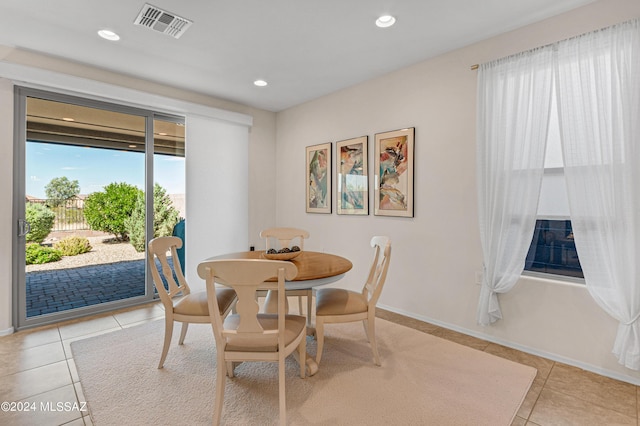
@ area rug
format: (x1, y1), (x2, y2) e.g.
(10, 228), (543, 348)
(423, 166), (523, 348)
(71, 318), (536, 425)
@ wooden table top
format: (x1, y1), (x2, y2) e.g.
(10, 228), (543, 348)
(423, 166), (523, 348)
(207, 250), (352, 281)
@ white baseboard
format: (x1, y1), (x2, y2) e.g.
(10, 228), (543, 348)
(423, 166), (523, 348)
(0, 327), (15, 336)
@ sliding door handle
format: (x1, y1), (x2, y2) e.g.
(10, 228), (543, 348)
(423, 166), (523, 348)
(18, 219), (31, 237)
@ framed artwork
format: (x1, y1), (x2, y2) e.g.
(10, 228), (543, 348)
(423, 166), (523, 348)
(306, 142), (332, 213)
(336, 136), (368, 215)
(374, 127), (415, 217)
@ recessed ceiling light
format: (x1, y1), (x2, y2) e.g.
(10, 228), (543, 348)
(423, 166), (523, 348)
(62, 117), (75, 122)
(129, 145), (137, 148)
(98, 29), (120, 41)
(376, 15), (396, 28)
(254, 80), (268, 87)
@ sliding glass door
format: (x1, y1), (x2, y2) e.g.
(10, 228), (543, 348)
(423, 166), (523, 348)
(13, 88), (185, 329)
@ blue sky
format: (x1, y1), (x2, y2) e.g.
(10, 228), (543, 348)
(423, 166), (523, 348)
(26, 141), (185, 199)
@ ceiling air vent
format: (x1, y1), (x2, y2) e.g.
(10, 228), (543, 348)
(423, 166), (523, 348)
(134, 3), (193, 39)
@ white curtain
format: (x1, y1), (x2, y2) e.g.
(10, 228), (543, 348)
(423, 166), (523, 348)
(476, 47), (554, 325)
(555, 19), (640, 369)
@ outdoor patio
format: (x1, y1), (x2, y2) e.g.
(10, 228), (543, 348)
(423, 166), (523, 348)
(26, 259), (147, 317)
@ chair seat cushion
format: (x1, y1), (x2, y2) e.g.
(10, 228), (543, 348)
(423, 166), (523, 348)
(215, 288), (237, 315)
(174, 288), (236, 316)
(316, 288), (368, 316)
(223, 314), (306, 352)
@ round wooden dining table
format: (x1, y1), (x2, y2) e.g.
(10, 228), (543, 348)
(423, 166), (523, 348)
(204, 250), (352, 375)
(206, 250), (353, 288)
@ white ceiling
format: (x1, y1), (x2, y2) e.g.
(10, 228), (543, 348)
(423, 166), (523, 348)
(0, 0), (594, 112)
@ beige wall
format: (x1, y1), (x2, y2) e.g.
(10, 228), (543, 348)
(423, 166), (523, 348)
(275, 0), (640, 384)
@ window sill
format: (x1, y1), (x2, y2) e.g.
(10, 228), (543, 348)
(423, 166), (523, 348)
(521, 271), (586, 287)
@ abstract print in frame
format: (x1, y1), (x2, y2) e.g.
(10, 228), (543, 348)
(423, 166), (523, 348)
(374, 127), (414, 217)
(306, 142), (332, 213)
(337, 136), (368, 215)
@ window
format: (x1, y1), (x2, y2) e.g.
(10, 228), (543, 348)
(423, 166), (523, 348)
(525, 219), (583, 278)
(523, 90), (584, 281)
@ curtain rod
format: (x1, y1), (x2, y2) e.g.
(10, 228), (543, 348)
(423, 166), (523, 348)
(469, 18), (638, 72)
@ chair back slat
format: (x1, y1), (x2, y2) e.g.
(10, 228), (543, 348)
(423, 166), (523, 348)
(260, 227), (309, 251)
(148, 236), (190, 307)
(363, 236), (392, 305)
(233, 287), (263, 333)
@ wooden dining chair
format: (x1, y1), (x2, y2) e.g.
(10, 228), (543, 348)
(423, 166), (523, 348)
(260, 227), (310, 252)
(148, 236), (236, 369)
(314, 236), (392, 366)
(260, 227), (311, 316)
(197, 259), (307, 426)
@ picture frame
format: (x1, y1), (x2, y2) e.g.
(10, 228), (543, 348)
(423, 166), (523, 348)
(306, 142), (332, 213)
(374, 127), (415, 217)
(336, 136), (368, 215)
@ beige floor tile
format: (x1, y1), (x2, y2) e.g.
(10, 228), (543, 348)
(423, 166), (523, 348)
(0, 341), (66, 378)
(112, 302), (164, 327)
(518, 379), (544, 420)
(529, 387), (636, 425)
(0, 384), (84, 426)
(120, 318), (162, 329)
(58, 316), (121, 341)
(429, 327), (490, 351)
(545, 363), (636, 418)
(62, 418), (86, 426)
(511, 415), (527, 426)
(83, 413), (94, 425)
(67, 359), (79, 383)
(73, 382), (88, 418)
(376, 309), (441, 334)
(0, 327), (61, 355)
(0, 361), (72, 404)
(484, 343), (555, 384)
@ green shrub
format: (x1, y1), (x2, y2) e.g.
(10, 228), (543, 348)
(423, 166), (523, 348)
(83, 182), (141, 241)
(26, 243), (62, 265)
(126, 194), (146, 253)
(126, 183), (180, 252)
(53, 236), (92, 256)
(25, 203), (56, 243)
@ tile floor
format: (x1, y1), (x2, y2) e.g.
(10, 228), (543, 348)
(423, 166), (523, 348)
(0, 301), (637, 425)
(0, 302), (166, 426)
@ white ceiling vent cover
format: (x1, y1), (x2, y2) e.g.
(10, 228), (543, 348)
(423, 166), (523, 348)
(134, 3), (193, 39)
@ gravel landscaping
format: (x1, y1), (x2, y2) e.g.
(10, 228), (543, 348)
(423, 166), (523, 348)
(26, 235), (145, 272)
